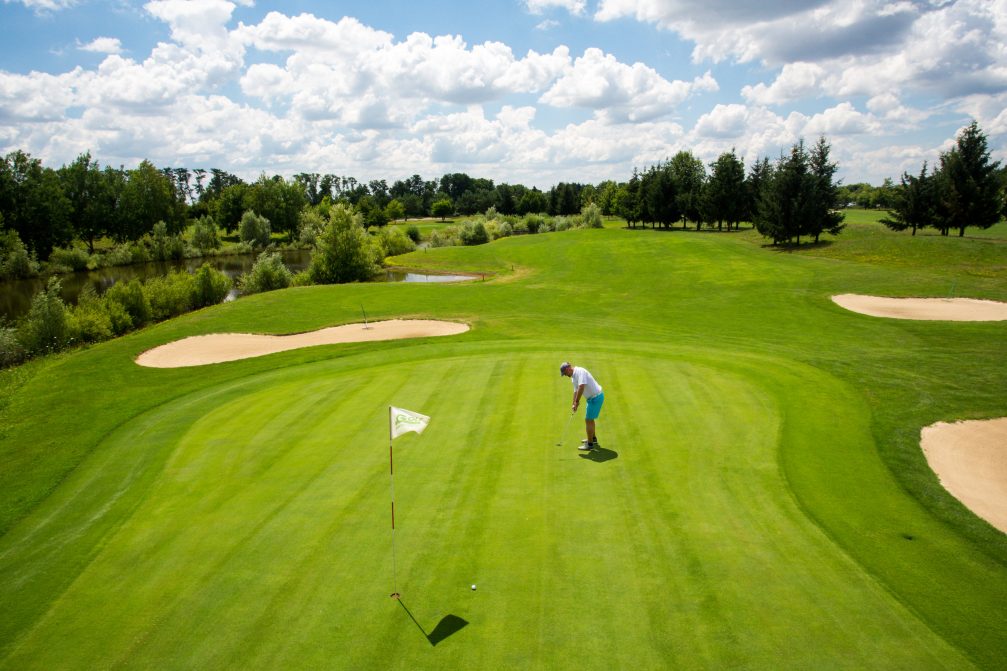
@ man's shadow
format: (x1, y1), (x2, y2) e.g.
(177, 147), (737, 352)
(398, 600), (468, 646)
(579, 446), (618, 463)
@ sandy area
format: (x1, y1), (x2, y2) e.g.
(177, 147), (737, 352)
(921, 418), (1007, 534)
(832, 294), (1007, 321)
(136, 319), (469, 368)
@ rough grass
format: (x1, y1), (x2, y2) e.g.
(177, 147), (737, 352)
(1, 221), (1005, 669)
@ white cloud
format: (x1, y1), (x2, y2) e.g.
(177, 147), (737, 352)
(540, 48), (717, 122)
(742, 62), (826, 105)
(525, 0), (586, 15)
(536, 19), (560, 30)
(803, 102), (877, 136)
(78, 37), (124, 55)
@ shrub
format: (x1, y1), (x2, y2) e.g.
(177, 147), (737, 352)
(460, 221), (490, 246)
(103, 243), (135, 267)
(0, 322), (25, 368)
(376, 226), (417, 257)
(582, 202), (604, 229)
(18, 277), (69, 356)
(48, 246), (91, 272)
(144, 271), (193, 321)
(430, 227), (461, 247)
(0, 230), (39, 280)
(553, 216), (572, 232)
(191, 215), (221, 253)
(405, 225), (421, 243)
(148, 221), (182, 262)
(66, 285), (113, 344)
(298, 210), (326, 247)
(191, 264), (232, 308)
(239, 210), (272, 248)
(105, 279), (151, 327)
(104, 299), (133, 336)
(308, 204), (379, 284)
(240, 252), (292, 295)
(523, 214), (545, 234)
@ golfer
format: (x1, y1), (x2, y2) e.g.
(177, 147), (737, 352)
(560, 362), (604, 450)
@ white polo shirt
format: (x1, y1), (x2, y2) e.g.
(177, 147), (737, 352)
(571, 366), (602, 399)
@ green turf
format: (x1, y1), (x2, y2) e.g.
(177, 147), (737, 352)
(1, 221), (1005, 669)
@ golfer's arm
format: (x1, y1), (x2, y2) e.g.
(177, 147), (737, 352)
(572, 384), (585, 405)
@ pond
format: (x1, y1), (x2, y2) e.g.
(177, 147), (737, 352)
(0, 249), (474, 321)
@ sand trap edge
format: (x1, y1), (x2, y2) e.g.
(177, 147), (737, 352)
(832, 294), (1007, 321)
(136, 319), (470, 368)
(921, 418), (1007, 534)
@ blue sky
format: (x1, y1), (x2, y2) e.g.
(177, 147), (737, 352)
(1, 0), (1005, 189)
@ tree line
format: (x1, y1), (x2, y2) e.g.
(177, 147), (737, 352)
(614, 136), (846, 244)
(881, 121), (1006, 237)
(0, 150), (615, 265)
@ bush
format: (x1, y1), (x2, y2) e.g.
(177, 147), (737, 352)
(376, 226), (417, 257)
(460, 221), (490, 246)
(553, 216), (572, 232)
(240, 252), (292, 295)
(144, 271), (193, 321)
(405, 225), (421, 243)
(298, 210), (326, 247)
(18, 277), (69, 356)
(430, 227), (461, 247)
(148, 221), (187, 262)
(103, 243), (135, 267)
(191, 215), (221, 253)
(48, 246), (91, 272)
(308, 204), (379, 284)
(524, 214), (545, 234)
(105, 279), (151, 327)
(239, 210), (272, 248)
(0, 230), (39, 280)
(191, 264), (232, 308)
(0, 323), (25, 368)
(66, 285), (113, 344)
(582, 202), (604, 229)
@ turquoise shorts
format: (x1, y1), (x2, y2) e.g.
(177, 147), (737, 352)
(585, 392), (605, 420)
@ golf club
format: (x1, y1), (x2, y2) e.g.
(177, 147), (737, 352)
(555, 411), (575, 446)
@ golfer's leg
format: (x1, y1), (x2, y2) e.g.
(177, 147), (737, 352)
(586, 419), (596, 442)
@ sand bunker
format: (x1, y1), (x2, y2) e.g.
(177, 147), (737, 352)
(832, 294), (1007, 321)
(136, 319), (469, 368)
(921, 418), (1007, 534)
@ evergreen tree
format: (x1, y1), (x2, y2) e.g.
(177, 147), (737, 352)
(936, 120), (1002, 237)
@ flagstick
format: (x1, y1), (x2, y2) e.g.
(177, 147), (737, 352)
(389, 412), (400, 599)
(361, 303), (371, 330)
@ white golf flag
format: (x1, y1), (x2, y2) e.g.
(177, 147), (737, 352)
(390, 406), (430, 440)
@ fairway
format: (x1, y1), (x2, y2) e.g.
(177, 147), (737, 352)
(2, 223), (1005, 669)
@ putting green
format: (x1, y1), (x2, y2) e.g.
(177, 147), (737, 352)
(0, 349), (974, 668)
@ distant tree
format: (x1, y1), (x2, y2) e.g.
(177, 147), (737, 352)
(243, 174), (306, 239)
(615, 170), (643, 228)
(190, 215), (222, 252)
(517, 188), (548, 215)
(213, 183), (248, 233)
(59, 152), (113, 253)
(881, 163), (938, 236)
(936, 120), (1003, 237)
(0, 150), (73, 258)
(702, 150), (746, 231)
(668, 151), (706, 228)
(744, 157), (772, 224)
(308, 204), (378, 284)
(119, 160), (185, 240)
(384, 198), (406, 222)
(642, 162), (680, 228)
(431, 198), (454, 221)
(806, 136), (845, 243)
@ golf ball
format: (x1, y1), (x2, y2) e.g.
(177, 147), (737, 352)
(471, 584), (476, 590)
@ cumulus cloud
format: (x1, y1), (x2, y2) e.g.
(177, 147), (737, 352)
(78, 37), (124, 55)
(599, 0), (1007, 105)
(540, 48), (717, 123)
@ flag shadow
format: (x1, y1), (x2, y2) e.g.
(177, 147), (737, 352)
(398, 600), (469, 646)
(578, 445), (618, 463)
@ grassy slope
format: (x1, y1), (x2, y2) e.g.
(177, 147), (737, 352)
(0, 218), (1005, 669)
